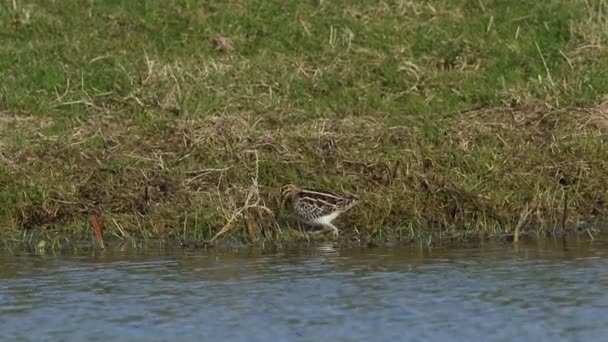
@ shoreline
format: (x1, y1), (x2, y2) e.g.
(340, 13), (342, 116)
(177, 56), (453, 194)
(3, 227), (605, 253)
(2, 105), (608, 246)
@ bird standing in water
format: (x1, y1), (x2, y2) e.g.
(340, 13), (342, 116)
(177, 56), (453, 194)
(281, 184), (358, 238)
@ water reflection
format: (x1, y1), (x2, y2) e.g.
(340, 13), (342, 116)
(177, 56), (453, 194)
(0, 237), (607, 341)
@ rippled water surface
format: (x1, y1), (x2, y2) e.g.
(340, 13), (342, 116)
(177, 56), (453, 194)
(1, 238), (608, 341)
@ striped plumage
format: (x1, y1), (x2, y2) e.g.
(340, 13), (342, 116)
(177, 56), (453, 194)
(281, 184), (358, 238)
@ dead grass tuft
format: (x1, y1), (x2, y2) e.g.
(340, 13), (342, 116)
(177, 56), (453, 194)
(208, 33), (235, 52)
(448, 104), (608, 150)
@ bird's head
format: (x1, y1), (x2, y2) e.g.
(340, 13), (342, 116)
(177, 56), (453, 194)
(280, 184), (300, 207)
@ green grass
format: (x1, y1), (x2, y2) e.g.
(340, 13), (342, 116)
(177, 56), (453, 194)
(1, 0), (608, 247)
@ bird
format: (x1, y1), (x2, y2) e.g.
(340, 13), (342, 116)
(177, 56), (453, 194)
(281, 184), (358, 238)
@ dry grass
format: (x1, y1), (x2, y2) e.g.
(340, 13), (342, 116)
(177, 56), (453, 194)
(1, 102), (607, 247)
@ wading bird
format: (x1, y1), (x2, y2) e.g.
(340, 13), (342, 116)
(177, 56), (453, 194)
(281, 184), (358, 238)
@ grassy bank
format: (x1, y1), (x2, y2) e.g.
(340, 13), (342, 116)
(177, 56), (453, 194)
(1, 0), (608, 247)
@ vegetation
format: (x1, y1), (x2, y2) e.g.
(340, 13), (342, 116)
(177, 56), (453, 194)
(1, 0), (607, 248)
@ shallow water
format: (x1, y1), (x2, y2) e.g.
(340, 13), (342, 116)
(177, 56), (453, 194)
(1, 238), (608, 341)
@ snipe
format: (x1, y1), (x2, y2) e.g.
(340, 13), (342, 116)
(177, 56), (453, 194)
(281, 184), (358, 238)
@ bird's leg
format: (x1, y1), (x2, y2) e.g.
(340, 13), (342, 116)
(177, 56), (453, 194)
(309, 227), (326, 235)
(322, 224), (339, 239)
(307, 224), (338, 238)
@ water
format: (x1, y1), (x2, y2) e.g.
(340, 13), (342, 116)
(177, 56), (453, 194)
(1, 238), (608, 341)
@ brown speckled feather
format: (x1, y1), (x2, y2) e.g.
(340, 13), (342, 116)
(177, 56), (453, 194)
(282, 184), (358, 224)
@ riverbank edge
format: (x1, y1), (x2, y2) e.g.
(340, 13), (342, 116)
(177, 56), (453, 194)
(2, 103), (608, 248)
